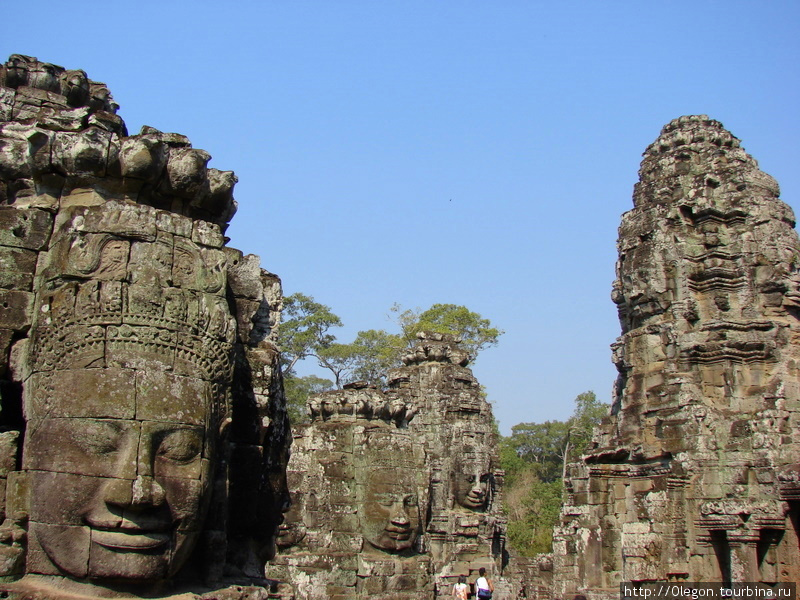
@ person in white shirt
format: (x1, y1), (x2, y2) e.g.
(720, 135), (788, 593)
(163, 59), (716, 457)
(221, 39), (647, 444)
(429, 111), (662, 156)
(474, 567), (493, 599)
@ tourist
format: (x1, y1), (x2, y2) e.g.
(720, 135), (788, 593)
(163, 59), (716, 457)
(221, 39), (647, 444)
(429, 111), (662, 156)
(475, 567), (494, 599)
(452, 575), (469, 599)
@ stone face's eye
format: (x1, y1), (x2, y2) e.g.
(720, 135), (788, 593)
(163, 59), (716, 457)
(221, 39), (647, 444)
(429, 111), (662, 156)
(157, 429), (202, 463)
(375, 494), (395, 508)
(404, 495), (417, 508)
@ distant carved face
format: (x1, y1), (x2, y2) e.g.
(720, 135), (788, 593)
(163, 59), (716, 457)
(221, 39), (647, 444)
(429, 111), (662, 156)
(453, 459), (491, 511)
(276, 491), (307, 549)
(362, 468), (420, 552)
(24, 368), (215, 582)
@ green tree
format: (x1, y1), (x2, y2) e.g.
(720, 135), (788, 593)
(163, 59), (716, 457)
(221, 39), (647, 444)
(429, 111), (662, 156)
(392, 303), (503, 358)
(278, 295), (502, 413)
(505, 476), (563, 556)
(500, 391), (608, 556)
(315, 342), (360, 389)
(499, 435), (530, 487)
(567, 390), (607, 459)
(278, 293), (342, 372)
(284, 373), (334, 425)
(504, 420), (569, 483)
(347, 329), (405, 386)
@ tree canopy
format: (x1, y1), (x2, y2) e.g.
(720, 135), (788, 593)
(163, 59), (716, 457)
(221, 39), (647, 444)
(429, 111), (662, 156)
(500, 391), (608, 556)
(277, 293), (503, 422)
(392, 303), (504, 358)
(279, 294), (502, 388)
(278, 293), (342, 373)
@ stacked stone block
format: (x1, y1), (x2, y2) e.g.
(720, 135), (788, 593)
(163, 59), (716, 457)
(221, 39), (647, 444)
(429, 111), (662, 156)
(273, 333), (513, 598)
(270, 386), (431, 599)
(386, 333), (508, 595)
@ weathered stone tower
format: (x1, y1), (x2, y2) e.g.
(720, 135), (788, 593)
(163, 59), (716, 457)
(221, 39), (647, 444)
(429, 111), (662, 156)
(554, 116), (800, 593)
(0, 54), (290, 598)
(386, 333), (507, 594)
(269, 387), (431, 600)
(272, 333), (508, 598)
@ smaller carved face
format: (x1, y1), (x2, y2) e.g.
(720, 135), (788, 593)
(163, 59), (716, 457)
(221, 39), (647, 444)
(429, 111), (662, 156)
(453, 461), (491, 511)
(363, 468), (420, 552)
(276, 491), (307, 549)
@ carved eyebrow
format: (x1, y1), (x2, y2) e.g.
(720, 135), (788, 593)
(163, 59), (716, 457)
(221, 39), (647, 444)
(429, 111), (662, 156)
(70, 419), (128, 453)
(374, 493), (397, 504)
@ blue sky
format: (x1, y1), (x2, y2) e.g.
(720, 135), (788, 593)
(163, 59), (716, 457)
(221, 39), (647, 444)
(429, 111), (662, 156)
(7, 2), (799, 433)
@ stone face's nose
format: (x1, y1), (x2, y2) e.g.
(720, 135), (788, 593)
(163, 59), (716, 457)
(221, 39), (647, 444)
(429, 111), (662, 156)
(389, 502), (411, 526)
(131, 475), (166, 508)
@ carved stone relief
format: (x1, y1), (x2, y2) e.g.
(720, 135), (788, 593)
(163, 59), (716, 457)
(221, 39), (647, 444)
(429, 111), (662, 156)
(554, 116), (800, 594)
(0, 55), (290, 599)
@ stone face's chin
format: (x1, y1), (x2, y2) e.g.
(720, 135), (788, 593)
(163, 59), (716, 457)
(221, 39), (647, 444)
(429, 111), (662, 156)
(462, 483), (490, 509)
(32, 523), (176, 582)
(367, 529), (416, 552)
(87, 542), (170, 581)
(276, 523), (306, 549)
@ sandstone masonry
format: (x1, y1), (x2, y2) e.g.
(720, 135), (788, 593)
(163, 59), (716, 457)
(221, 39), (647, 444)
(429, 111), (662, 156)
(0, 54), (290, 599)
(554, 116), (800, 595)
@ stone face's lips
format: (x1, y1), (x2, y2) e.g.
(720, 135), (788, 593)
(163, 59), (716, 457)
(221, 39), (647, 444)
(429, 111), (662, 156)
(463, 492), (485, 507)
(385, 528), (412, 540)
(91, 529), (169, 551)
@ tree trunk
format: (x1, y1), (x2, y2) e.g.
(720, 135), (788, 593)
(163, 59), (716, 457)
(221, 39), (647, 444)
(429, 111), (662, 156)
(561, 437), (571, 481)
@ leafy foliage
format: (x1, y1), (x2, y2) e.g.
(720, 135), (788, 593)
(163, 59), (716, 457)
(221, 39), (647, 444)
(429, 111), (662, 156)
(278, 293), (342, 372)
(392, 303), (504, 359)
(506, 420), (570, 483)
(315, 342), (360, 389)
(276, 293), (503, 425)
(284, 373), (334, 425)
(500, 391), (608, 556)
(505, 475), (563, 556)
(279, 295), (501, 389)
(569, 390), (608, 458)
(347, 329), (406, 386)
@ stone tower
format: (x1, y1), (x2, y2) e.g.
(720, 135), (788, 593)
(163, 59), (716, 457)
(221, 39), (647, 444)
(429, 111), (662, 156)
(554, 116), (800, 594)
(0, 54), (290, 598)
(269, 386), (431, 600)
(386, 332), (507, 594)
(272, 333), (508, 598)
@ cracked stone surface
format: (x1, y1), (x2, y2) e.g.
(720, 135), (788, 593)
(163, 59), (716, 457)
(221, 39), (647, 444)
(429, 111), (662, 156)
(270, 333), (518, 599)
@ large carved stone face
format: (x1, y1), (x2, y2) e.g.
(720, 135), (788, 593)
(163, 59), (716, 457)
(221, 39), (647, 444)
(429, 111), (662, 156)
(453, 458), (491, 511)
(24, 368), (214, 581)
(362, 467), (420, 552)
